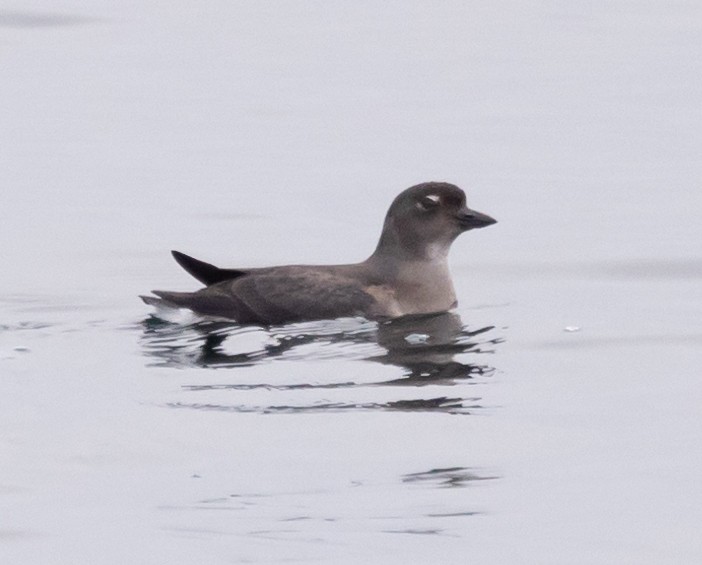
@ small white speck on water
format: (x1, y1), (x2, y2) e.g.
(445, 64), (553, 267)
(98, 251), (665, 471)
(563, 326), (581, 333)
(405, 333), (430, 344)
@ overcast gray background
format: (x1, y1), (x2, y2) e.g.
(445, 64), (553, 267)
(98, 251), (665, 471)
(1, 2), (701, 564)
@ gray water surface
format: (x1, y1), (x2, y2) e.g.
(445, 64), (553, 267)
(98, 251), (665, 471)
(2, 2), (701, 564)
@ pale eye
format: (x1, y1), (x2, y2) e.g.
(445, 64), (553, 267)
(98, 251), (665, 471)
(417, 194), (440, 210)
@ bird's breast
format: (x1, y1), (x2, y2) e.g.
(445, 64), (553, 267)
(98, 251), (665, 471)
(365, 261), (457, 318)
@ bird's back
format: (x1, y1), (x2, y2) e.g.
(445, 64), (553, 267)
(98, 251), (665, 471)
(152, 263), (383, 324)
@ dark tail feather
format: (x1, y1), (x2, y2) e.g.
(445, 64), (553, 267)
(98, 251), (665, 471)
(140, 294), (163, 306)
(140, 292), (190, 308)
(151, 289), (197, 306)
(140, 293), (205, 324)
(148, 289), (244, 320)
(171, 250), (247, 285)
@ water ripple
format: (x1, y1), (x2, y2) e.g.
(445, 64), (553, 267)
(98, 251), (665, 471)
(140, 311), (502, 415)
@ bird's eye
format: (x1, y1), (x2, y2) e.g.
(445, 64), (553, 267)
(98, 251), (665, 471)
(417, 194), (440, 211)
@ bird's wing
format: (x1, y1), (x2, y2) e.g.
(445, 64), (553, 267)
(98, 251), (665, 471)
(232, 267), (382, 324)
(238, 270), (377, 323)
(168, 268), (378, 324)
(171, 250), (248, 285)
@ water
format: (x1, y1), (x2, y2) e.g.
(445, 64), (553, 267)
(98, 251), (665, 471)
(2, 2), (702, 563)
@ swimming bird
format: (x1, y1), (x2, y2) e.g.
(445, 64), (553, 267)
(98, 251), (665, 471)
(141, 182), (496, 324)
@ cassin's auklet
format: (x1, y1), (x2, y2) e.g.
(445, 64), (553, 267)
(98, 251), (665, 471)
(141, 182), (496, 324)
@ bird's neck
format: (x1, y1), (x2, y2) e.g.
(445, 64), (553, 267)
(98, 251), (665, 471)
(370, 216), (453, 263)
(365, 246), (457, 316)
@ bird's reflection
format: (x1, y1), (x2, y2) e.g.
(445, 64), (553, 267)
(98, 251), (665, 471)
(371, 312), (496, 385)
(140, 311), (502, 413)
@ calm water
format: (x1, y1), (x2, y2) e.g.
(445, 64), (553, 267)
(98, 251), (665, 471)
(2, 2), (702, 564)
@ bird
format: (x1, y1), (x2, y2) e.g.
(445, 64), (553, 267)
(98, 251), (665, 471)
(141, 182), (496, 324)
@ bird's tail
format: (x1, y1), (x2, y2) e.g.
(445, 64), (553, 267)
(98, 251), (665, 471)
(140, 291), (202, 323)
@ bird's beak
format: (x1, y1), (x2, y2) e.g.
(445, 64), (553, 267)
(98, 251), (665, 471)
(456, 207), (497, 230)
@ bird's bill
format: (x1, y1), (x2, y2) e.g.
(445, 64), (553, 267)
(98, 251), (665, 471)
(456, 207), (497, 230)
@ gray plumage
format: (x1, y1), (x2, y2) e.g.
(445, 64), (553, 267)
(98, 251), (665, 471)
(141, 182), (496, 324)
